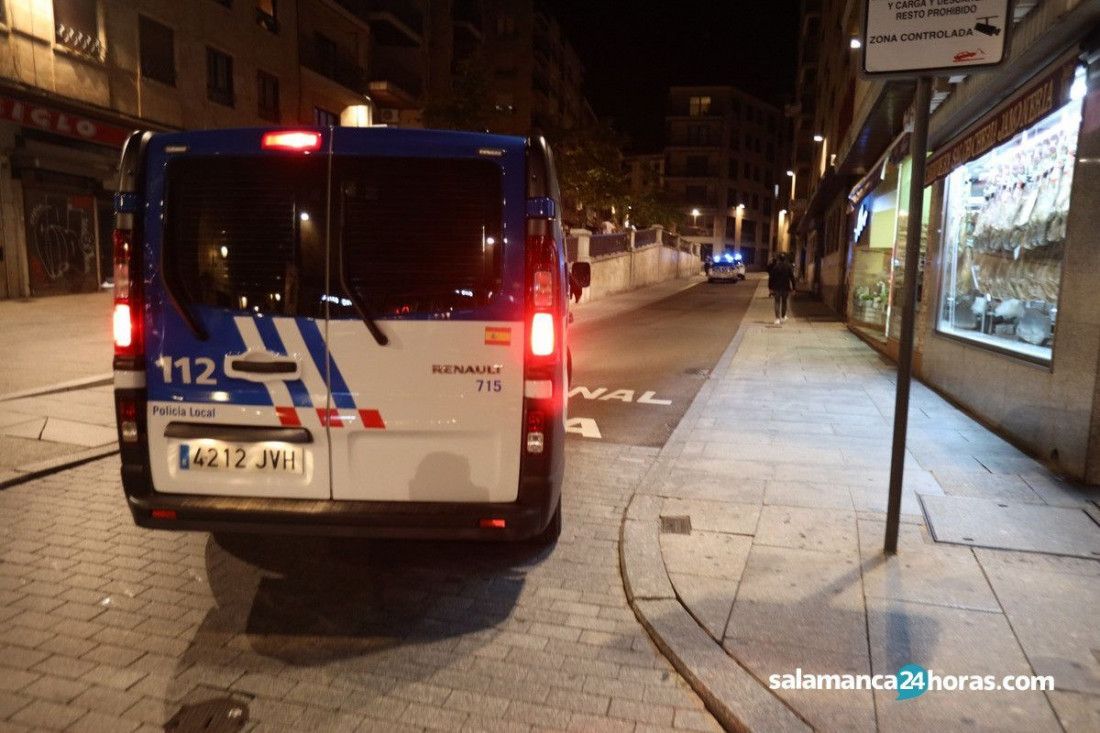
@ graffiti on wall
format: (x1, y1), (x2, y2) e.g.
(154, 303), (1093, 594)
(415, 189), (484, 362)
(25, 190), (99, 296)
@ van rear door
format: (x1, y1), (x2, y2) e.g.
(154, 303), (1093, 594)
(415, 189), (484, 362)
(325, 131), (527, 503)
(145, 140), (332, 500)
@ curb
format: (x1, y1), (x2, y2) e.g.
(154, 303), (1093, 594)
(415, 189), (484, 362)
(619, 280), (813, 733)
(0, 445), (119, 490)
(0, 373), (113, 403)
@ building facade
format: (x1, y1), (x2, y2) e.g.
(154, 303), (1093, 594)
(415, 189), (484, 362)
(787, 0), (1100, 484)
(0, 0), (592, 301)
(664, 86), (786, 267)
(482, 0), (590, 136)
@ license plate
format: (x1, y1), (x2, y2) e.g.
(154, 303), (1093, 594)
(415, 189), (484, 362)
(178, 443), (304, 474)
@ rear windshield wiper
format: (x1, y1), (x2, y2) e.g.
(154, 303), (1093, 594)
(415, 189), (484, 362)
(342, 282), (389, 347)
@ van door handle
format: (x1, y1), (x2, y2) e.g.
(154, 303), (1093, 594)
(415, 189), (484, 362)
(230, 359), (296, 374)
(224, 351), (302, 382)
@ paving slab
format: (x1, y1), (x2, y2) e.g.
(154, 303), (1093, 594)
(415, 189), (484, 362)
(667, 573), (735, 642)
(39, 418), (117, 448)
(661, 531), (752, 581)
(660, 497), (759, 536)
(723, 637), (876, 733)
(976, 549), (1100, 695)
(724, 545), (867, 656)
(633, 599), (811, 733)
(867, 598), (1061, 733)
(753, 505), (859, 555)
(763, 481), (856, 510)
(856, 521), (1000, 612)
(931, 469), (1044, 503)
(921, 494), (1100, 559)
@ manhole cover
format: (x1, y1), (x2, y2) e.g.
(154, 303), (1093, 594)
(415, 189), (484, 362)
(164, 696), (249, 733)
(660, 515), (692, 535)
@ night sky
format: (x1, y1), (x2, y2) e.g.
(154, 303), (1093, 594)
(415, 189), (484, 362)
(543, 0), (802, 152)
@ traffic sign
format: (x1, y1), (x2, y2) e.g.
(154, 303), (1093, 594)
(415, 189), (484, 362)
(863, 0), (1012, 76)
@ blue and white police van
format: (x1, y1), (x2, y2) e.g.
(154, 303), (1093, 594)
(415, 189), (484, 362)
(111, 127), (588, 543)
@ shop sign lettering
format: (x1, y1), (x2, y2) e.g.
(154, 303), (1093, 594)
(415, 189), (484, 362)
(0, 95), (130, 147)
(926, 59), (1077, 183)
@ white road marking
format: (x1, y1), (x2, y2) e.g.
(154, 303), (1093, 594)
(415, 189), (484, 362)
(568, 386), (673, 406)
(565, 418), (602, 439)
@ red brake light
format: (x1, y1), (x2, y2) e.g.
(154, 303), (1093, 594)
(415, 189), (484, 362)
(479, 518), (507, 529)
(530, 313), (555, 356)
(113, 228), (142, 358)
(261, 130), (322, 152)
(532, 271), (553, 309)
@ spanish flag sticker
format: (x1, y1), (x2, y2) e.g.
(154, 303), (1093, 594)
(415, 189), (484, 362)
(485, 327), (511, 346)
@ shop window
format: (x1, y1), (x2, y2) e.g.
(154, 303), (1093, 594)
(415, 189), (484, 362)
(256, 0), (277, 33)
(139, 16), (175, 87)
(256, 70), (279, 122)
(207, 48), (234, 106)
(936, 82), (1084, 363)
(313, 107), (338, 127)
(53, 0), (101, 57)
(689, 96), (712, 117)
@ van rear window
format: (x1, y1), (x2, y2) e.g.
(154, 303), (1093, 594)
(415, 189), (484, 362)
(336, 157), (503, 318)
(164, 157), (326, 318)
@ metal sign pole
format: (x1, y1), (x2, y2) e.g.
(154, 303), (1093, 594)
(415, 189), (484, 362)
(884, 76), (933, 555)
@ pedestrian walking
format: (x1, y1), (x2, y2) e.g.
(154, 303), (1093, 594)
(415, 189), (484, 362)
(767, 252), (796, 325)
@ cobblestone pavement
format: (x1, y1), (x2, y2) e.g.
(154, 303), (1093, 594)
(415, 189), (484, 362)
(0, 444), (720, 732)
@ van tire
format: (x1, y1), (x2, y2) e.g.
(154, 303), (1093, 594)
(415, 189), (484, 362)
(531, 498), (562, 545)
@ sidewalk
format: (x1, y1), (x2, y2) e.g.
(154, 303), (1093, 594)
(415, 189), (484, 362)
(621, 278), (1100, 732)
(0, 291), (116, 488)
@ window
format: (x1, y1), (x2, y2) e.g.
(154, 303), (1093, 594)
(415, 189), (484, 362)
(53, 0), (101, 56)
(496, 14), (514, 37)
(763, 198), (772, 216)
(206, 47), (234, 106)
(313, 107), (338, 127)
(257, 71), (279, 122)
(936, 88), (1083, 363)
(256, 0), (277, 32)
(335, 157), (503, 318)
(686, 185), (706, 204)
(741, 220), (757, 244)
(752, 194), (759, 210)
(686, 156), (708, 176)
(165, 156), (328, 318)
(139, 16), (175, 86)
(689, 96), (712, 117)
(314, 32), (337, 77)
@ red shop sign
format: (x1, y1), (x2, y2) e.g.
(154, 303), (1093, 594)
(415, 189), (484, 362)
(0, 94), (132, 148)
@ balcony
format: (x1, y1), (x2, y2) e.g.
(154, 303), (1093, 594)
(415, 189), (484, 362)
(368, 54), (424, 108)
(361, 0), (424, 47)
(300, 42), (367, 94)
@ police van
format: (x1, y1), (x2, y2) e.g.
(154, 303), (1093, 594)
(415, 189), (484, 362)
(111, 127), (589, 543)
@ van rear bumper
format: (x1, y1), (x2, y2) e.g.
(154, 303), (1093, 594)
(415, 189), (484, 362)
(123, 469), (559, 541)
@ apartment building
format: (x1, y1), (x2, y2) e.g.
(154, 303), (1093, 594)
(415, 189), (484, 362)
(664, 86), (786, 266)
(482, 0), (590, 136)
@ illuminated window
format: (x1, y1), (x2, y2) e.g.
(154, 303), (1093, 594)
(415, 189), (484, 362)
(689, 96), (711, 117)
(53, 0), (101, 57)
(256, 0), (277, 32)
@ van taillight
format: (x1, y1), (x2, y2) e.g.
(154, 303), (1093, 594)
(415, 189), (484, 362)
(261, 130), (322, 152)
(525, 233), (558, 364)
(113, 229), (142, 359)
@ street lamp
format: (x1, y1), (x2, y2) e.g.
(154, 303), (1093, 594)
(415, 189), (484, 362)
(813, 134), (824, 142)
(691, 207), (701, 228)
(786, 169), (796, 201)
(734, 203), (745, 253)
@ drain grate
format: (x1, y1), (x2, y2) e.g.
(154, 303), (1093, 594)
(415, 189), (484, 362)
(660, 515), (692, 535)
(684, 367), (711, 377)
(164, 696), (249, 733)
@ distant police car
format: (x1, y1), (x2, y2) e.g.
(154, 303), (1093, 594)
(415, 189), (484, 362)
(110, 127), (589, 544)
(706, 252), (746, 283)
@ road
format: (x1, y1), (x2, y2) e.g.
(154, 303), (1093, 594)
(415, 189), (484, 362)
(0, 279), (763, 732)
(568, 278), (757, 446)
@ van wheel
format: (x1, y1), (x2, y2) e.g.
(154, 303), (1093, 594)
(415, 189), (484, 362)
(531, 498), (562, 545)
